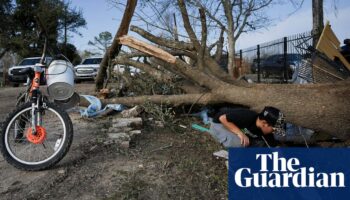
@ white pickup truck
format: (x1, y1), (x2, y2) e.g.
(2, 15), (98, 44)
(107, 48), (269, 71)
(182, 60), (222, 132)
(74, 57), (102, 82)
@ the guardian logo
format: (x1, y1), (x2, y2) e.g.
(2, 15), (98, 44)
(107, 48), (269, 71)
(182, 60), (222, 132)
(229, 148), (350, 200)
(234, 152), (345, 188)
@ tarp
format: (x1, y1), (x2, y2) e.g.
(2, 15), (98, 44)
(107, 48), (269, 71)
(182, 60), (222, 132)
(79, 95), (125, 118)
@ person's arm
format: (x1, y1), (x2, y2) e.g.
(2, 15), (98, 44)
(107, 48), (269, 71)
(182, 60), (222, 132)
(219, 114), (250, 146)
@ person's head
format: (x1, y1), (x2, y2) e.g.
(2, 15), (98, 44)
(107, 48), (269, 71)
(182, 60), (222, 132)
(256, 106), (285, 136)
(344, 39), (350, 46)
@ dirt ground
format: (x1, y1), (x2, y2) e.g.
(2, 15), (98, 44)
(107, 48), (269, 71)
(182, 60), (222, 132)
(0, 83), (227, 200)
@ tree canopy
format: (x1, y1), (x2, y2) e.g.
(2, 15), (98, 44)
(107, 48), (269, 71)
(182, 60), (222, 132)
(88, 31), (113, 55)
(0, 0), (86, 59)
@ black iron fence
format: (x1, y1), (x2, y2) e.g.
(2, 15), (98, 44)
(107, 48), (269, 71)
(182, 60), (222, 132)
(238, 31), (313, 83)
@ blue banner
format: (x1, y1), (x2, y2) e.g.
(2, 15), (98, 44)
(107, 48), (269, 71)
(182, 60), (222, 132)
(228, 148), (350, 200)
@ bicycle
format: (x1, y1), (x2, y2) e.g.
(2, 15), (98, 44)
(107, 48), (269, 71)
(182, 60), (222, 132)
(0, 17), (74, 171)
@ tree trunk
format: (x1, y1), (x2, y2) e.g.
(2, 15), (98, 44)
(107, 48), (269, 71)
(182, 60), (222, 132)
(95, 0), (138, 91)
(108, 35), (350, 139)
(312, 0), (324, 47)
(222, 0), (235, 77)
(64, 5), (68, 56)
(104, 80), (350, 139)
(1, 49), (9, 86)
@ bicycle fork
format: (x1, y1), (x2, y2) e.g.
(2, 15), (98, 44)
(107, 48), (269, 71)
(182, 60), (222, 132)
(30, 65), (45, 135)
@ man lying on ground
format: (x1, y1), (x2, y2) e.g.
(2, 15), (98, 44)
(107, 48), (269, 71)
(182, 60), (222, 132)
(209, 106), (285, 148)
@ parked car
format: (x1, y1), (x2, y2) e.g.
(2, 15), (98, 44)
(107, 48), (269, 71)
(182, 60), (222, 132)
(250, 58), (265, 74)
(8, 57), (52, 86)
(251, 54), (302, 78)
(74, 57), (102, 82)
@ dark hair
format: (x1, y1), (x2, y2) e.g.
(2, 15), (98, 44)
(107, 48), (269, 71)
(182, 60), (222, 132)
(258, 106), (281, 126)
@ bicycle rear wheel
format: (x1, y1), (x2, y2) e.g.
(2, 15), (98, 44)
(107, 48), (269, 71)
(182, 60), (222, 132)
(0, 102), (73, 171)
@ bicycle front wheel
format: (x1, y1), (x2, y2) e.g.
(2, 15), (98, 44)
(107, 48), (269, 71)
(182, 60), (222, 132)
(0, 102), (73, 171)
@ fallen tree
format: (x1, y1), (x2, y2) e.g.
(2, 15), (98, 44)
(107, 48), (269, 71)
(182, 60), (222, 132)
(98, 0), (350, 139)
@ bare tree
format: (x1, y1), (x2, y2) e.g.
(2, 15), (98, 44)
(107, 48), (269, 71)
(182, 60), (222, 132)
(88, 31), (113, 54)
(96, 0), (349, 139)
(106, 0), (274, 78)
(95, 0), (138, 90)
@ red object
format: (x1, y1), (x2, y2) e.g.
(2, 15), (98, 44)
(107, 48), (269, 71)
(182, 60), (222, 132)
(26, 126), (47, 144)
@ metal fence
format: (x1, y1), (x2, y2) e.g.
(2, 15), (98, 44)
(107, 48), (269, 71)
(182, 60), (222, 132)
(238, 31), (313, 83)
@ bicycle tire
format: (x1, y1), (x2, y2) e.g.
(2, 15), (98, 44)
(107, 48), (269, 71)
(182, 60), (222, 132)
(0, 102), (73, 171)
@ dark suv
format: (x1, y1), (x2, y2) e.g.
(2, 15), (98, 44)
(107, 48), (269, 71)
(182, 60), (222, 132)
(251, 54), (302, 78)
(8, 57), (52, 86)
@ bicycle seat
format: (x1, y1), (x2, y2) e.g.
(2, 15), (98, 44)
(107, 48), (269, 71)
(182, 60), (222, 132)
(12, 67), (34, 76)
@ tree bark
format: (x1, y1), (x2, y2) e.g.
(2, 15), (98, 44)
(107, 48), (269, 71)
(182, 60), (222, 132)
(312, 0), (324, 47)
(95, 0), (138, 91)
(215, 28), (225, 63)
(102, 93), (217, 106)
(222, 0), (235, 77)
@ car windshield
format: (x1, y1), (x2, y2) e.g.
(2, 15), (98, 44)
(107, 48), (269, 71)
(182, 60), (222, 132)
(18, 58), (41, 66)
(82, 58), (102, 65)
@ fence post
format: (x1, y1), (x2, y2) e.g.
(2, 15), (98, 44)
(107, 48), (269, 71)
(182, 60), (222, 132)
(257, 45), (261, 83)
(239, 49), (242, 75)
(283, 37), (288, 83)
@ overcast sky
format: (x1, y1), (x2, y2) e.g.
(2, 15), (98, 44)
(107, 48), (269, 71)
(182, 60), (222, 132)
(70, 0), (350, 52)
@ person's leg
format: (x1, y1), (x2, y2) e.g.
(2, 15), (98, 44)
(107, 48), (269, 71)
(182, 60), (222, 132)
(209, 122), (242, 148)
(223, 132), (242, 148)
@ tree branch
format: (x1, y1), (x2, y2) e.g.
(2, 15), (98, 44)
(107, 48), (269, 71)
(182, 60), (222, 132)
(130, 25), (195, 51)
(178, 0), (201, 50)
(114, 56), (172, 82)
(118, 35), (224, 89)
(118, 35), (177, 63)
(95, 0), (138, 90)
(198, 8), (207, 70)
(215, 27), (225, 62)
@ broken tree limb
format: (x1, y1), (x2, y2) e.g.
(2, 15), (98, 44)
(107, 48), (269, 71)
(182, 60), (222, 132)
(95, 0), (138, 90)
(118, 35), (176, 64)
(118, 36), (223, 89)
(122, 49), (195, 60)
(129, 24), (231, 81)
(114, 56), (172, 82)
(130, 25), (194, 51)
